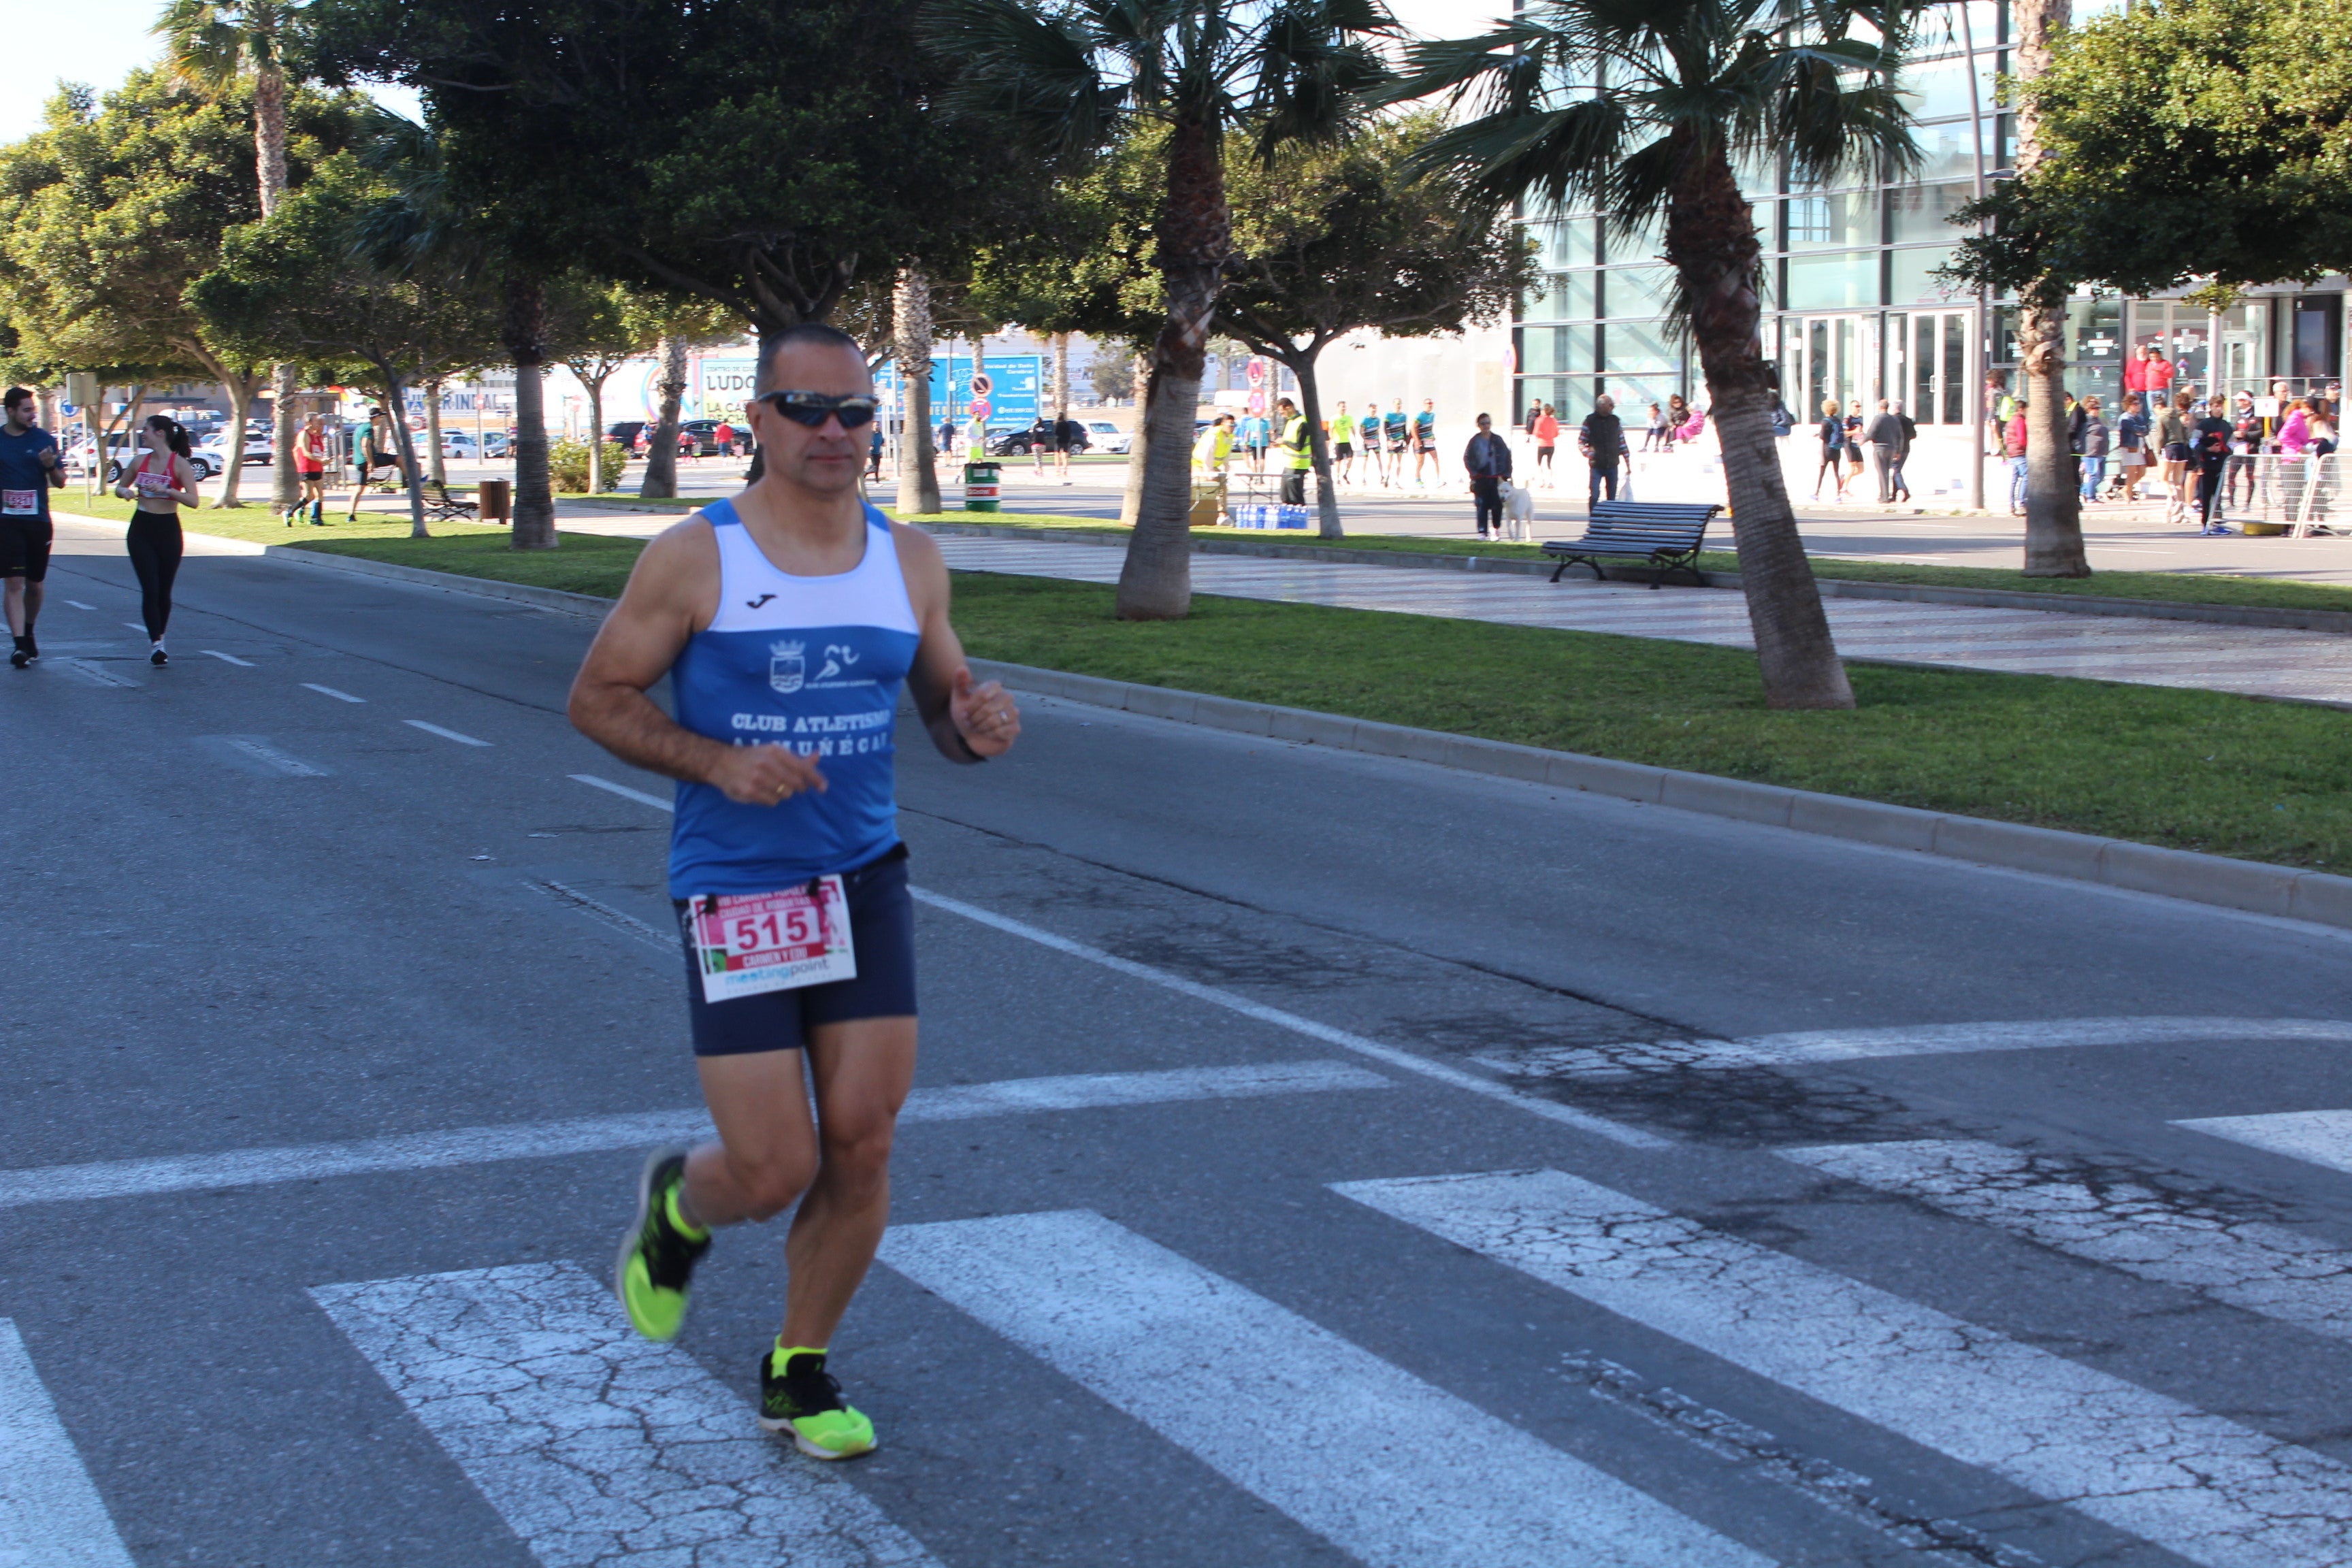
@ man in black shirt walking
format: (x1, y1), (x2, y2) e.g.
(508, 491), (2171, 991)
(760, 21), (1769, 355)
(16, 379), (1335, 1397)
(1463, 413), (1513, 538)
(1578, 395), (1624, 506)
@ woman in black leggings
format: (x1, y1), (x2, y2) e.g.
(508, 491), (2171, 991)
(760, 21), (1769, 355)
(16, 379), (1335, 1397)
(111, 414), (198, 666)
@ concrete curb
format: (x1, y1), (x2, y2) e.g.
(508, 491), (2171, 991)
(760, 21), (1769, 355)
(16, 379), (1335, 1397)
(916, 519), (2352, 634)
(966, 657), (2352, 934)
(262, 543), (2352, 933)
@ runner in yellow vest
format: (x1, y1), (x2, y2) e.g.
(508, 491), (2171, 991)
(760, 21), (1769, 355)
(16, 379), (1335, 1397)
(1275, 397), (1311, 506)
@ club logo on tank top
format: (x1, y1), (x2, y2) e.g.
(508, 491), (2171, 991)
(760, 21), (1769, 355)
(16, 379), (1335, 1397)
(770, 641), (806, 694)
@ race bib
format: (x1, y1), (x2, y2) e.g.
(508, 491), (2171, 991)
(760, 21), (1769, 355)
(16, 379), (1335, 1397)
(689, 879), (855, 1004)
(1, 489), (34, 516)
(135, 471), (172, 497)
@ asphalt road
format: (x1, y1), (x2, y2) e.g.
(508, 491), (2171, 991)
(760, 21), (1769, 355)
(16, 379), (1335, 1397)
(7, 520), (2352, 1567)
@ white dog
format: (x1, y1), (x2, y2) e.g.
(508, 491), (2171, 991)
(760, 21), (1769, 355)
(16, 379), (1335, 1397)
(1499, 480), (1536, 542)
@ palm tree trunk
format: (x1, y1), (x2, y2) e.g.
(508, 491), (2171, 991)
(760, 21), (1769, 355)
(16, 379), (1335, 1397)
(1117, 115), (1228, 619)
(1120, 351), (1151, 527)
(1671, 140), (1854, 708)
(250, 63), (304, 515)
(894, 267), (942, 514)
(1052, 332), (1071, 420)
(423, 378), (447, 485)
(586, 376), (606, 495)
(2012, 0), (2089, 576)
(504, 278), (555, 549)
(640, 336), (687, 497)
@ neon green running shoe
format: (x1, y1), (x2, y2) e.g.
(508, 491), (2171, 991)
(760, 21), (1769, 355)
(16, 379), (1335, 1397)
(614, 1149), (708, 1342)
(760, 1348), (877, 1460)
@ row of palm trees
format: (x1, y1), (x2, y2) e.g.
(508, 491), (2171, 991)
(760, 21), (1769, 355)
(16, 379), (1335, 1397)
(153, 0), (1942, 710)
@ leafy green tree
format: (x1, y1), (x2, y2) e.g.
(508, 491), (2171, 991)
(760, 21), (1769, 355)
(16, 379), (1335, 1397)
(1949, 0), (2352, 572)
(1389, 0), (1923, 710)
(1218, 114), (1533, 538)
(546, 275), (647, 497)
(930, 0), (1397, 619)
(191, 153), (503, 537)
(157, 0), (316, 512)
(0, 73), (357, 506)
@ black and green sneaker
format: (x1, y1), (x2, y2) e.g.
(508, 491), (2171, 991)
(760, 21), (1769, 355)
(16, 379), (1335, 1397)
(760, 1346), (877, 1460)
(614, 1148), (710, 1341)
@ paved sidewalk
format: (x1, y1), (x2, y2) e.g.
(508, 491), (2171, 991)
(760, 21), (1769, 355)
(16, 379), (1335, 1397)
(933, 535), (2352, 706)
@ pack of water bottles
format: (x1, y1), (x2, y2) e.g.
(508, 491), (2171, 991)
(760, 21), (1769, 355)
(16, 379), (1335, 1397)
(1230, 503), (1309, 529)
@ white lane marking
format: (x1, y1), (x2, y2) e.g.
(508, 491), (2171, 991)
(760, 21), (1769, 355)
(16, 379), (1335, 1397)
(1780, 1139), (2352, 1341)
(120, 622), (146, 634)
(61, 600), (96, 610)
(880, 1209), (1765, 1568)
(301, 683), (363, 703)
(0, 1062), (1389, 1210)
(1335, 1169), (2352, 1568)
(1477, 1017), (2352, 1080)
(0, 1319), (137, 1568)
(200, 649), (254, 666)
(60, 660), (136, 689)
(404, 719), (489, 746)
(312, 1262), (939, 1568)
(2176, 1109), (2352, 1175)
(555, 777), (1666, 1149)
(224, 738), (327, 777)
(909, 886), (1672, 1151)
(569, 772), (674, 811)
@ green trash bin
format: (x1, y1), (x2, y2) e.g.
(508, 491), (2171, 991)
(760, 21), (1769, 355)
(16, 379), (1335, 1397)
(963, 461), (1000, 512)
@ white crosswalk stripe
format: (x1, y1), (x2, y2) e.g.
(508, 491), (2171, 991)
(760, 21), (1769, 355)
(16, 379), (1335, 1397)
(2176, 1109), (2352, 1175)
(1779, 1139), (2352, 1340)
(1334, 1168), (2352, 1568)
(879, 1208), (1769, 1568)
(312, 1262), (937, 1567)
(0, 1319), (136, 1568)
(1475, 1016), (2352, 1080)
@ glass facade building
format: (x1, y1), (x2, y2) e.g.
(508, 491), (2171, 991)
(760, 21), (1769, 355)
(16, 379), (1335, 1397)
(1509, 0), (2347, 478)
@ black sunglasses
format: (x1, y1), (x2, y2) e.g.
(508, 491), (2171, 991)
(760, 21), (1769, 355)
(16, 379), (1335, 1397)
(755, 390), (879, 430)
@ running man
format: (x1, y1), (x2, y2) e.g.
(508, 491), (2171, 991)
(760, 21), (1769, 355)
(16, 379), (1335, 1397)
(0, 387), (61, 668)
(1357, 403), (1384, 487)
(570, 323), (1019, 1461)
(1382, 401), (1409, 479)
(345, 407), (395, 519)
(1330, 401), (1354, 486)
(1411, 398), (1439, 485)
(292, 413), (329, 526)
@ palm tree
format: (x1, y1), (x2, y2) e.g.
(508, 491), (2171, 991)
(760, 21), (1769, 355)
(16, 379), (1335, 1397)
(1388, 0), (1923, 708)
(2008, 0), (2087, 576)
(156, 0), (306, 514)
(894, 267), (944, 516)
(928, 0), (1396, 619)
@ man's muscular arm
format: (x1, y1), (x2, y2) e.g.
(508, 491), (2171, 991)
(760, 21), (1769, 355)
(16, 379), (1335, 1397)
(894, 525), (1019, 762)
(568, 521), (829, 805)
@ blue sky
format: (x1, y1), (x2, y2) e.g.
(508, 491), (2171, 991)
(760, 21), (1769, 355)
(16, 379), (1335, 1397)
(0, 0), (419, 142)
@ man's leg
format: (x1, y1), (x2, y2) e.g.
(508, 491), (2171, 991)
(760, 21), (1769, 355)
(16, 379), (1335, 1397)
(777, 1017), (917, 1350)
(1597, 465), (1618, 502)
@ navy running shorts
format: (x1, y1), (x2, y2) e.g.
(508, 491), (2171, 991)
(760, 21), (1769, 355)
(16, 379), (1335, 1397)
(675, 844), (917, 1056)
(0, 517), (52, 582)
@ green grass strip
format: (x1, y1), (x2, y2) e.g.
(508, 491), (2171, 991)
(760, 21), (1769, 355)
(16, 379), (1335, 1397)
(269, 529), (2352, 872)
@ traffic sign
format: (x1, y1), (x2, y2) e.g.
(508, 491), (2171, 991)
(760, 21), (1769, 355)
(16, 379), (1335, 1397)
(969, 398), (992, 420)
(970, 372), (994, 397)
(1245, 358), (1267, 388)
(1247, 390), (1265, 416)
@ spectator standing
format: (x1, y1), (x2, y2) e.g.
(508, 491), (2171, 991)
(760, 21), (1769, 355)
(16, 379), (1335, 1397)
(1533, 403), (1560, 485)
(964, 411), (987, 466)
(1026, 414), (1053, 476)
(1863, 397), (1904, 504)
(1578, 395), (1626, 506)
(1984, 373), (2012, 457)
(2143, 345), (2176, 410)
(715, 420), (736, 459)
(2076, 397), (2109, 503)
(1192, 411), (1235, 476)
(1274, 397), (1312, 506)
(2113, 393), (2150, 501)
(868, 420), (885, 481)
(2006, 399), (2031, 514)
(1463, 412), (1512, 538)
(1813, 397), (1847, 501)
(2227, 392), (2261, 508)
(1891, 400), (1916, 502)
(2123, 345), (2150, 412)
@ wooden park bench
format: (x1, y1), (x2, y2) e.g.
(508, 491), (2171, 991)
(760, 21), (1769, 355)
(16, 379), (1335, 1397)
(421, 480), (479, 523)
(1543, 500), (1721, 588)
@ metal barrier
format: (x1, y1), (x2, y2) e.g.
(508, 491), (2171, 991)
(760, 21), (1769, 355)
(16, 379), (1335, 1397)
(2205, 453), (2346, 536)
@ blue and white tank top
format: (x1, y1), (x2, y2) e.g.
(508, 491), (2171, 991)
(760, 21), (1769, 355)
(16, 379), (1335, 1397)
(667, 498), (920, 896)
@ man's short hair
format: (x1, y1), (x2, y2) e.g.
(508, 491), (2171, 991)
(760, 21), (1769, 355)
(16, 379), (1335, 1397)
(1594, 395), (1614, 413)
(755, 323), (868, 393)
(3, 387), (32, 410)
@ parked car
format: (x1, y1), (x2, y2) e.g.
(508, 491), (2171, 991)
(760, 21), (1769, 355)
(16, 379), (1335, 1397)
(1083, 419), (1128, 454)
(678, 419), (728, 456)
(191, 428), (273, 479)
(985, 425), (1051, 457)
(606, 421), (647, 453)
(63, 433), (135, 481)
